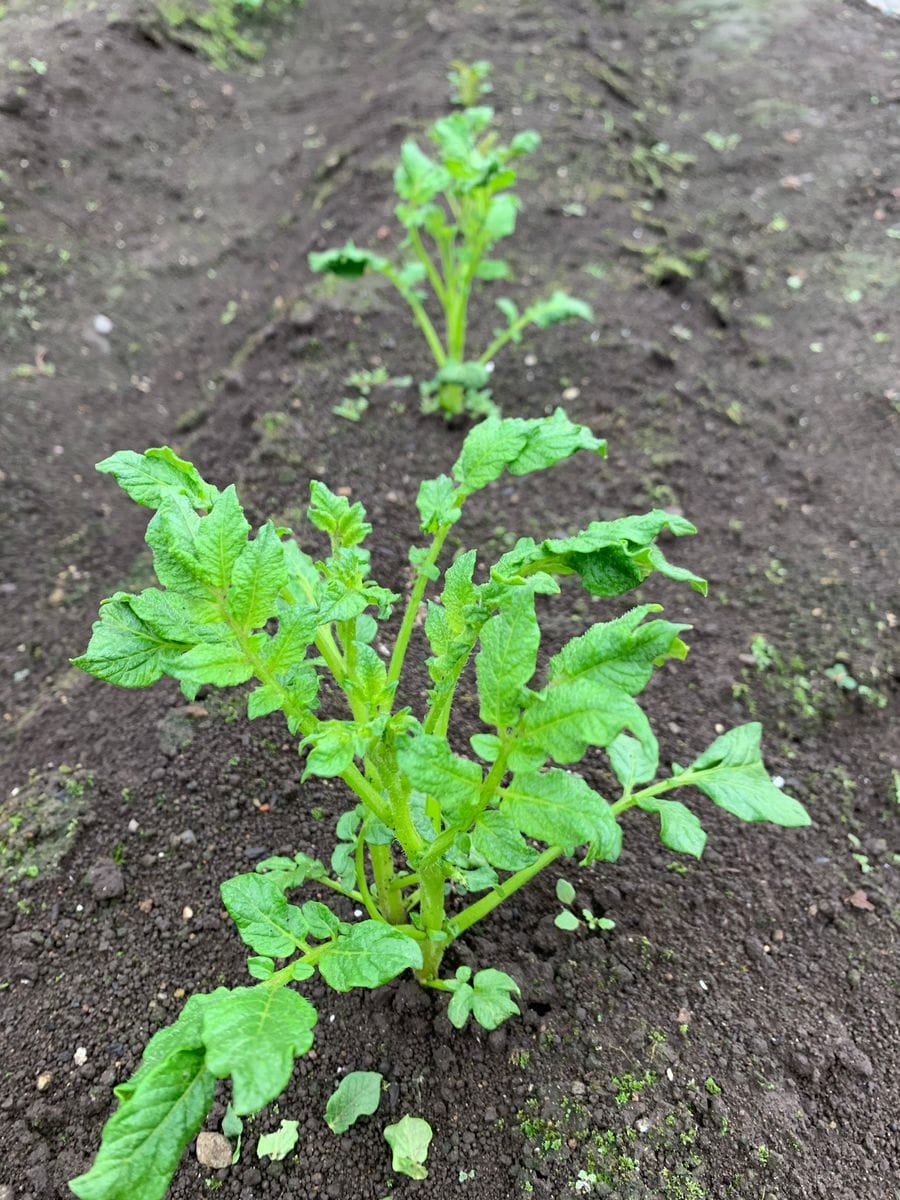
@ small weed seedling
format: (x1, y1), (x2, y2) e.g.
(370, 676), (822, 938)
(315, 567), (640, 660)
(70, 413), (808, 1198)
(309, 65), (592, 418)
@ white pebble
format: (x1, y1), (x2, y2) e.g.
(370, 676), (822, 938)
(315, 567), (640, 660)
(93, 314), (113, 334)
(73, 1046), (88, 1066)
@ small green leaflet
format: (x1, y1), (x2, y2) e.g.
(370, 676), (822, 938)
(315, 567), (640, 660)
(396, 734), (483, 825)
(608, 732), (658, 791)
(501, 769), (619, 856)
(222, 1103), (243, 1164)
(256, 1119), (300, 1161)
(324, 1071), (384, 1134)
(202, 986), (317, 1115)
(308, 241), (388, 277)
(554, 909), (581, 931)
(384, 1115), (433, 1180)
(686, 723), (810, 827)
(221, 873), (308, 958)
(308, 481), (372, 548)
(471, 809), (537, 871)
(416, 474), (462, 534)
(525, 290), (594, 328)
(68, 1049), (216, 1200)
(317, 922), (423, 991)
(446, 966), (521, 1030)
(636, 797), (707, 858)
(555, 878), (576, 906)
(96, 446), (219, 510)
(452, 408), (604, 495)
(476, 587), (539, 728)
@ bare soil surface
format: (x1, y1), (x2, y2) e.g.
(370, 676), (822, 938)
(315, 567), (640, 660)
(1, 2), (898, 1198)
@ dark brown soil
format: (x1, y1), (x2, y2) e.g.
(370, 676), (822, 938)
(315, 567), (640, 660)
(1, 2), (898, 1199)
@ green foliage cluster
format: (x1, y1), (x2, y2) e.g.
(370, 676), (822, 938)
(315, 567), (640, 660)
(70, 413), (808, 1199)
(309, 65), (592, 418)
(156, 0), (304, 69)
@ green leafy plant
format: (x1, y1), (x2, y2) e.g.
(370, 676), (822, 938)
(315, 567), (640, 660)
(309, 68), (592, 419)
(155, 0), (304, 69)
(70, 412), (808, 1199)
(325, 1070), (383, 1134)
(448, 59), (493, 108)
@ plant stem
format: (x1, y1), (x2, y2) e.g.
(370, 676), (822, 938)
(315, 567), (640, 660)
(382, 264), (447, 367)
(450, 845), (564, 939)
(386, 523), (452, 689)
(369, 843), (406, 925)
(477, 310), (531, 367)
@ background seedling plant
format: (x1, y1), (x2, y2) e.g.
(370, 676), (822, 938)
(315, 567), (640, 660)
(70, 411), (808, 1199)
(309, 67), (592, 418)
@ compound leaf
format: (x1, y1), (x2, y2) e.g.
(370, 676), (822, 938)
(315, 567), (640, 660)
(396, 734), (483, 825)
(476, 587), (539, 729)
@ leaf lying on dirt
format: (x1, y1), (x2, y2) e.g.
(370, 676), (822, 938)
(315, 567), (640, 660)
(325, 1070), (384, 1134)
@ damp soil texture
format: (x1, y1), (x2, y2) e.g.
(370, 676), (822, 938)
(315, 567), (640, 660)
(1, 1), (898, 1198)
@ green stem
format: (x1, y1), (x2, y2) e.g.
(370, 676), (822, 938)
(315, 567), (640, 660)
(416, 860), (450, 982)
(450, 845), (564, 939)
(369, 843), (406, 924)
(408, 228), (447, 306)
(382, 265), (447, 367)
(610, 772), (698, 817)
(354, 836), (382, 921)
(477, 310), (532, 367)
(386, 523), (452, 689)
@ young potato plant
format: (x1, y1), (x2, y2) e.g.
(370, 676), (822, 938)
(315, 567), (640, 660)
(309, 69), (592, 419)
(70, 411), (809, 1199)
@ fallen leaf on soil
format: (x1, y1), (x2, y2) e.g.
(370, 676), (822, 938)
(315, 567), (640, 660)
(845, 889), (874, 911)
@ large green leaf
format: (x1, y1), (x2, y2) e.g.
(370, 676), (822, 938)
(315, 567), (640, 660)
(548, 606), (689, 694)
(471, 809), (538, 871)
(228, 523), (288, 628)
(114, 990), (229, 1104)
(202, 985), (317, 1115)
(476, 587), (539, 728)
(172, 636), (259, 701)
(501, 769), (615, 854)
(221, 873), (308, 958)
(396, 734), (483, 825)
(517, 678), (653, 765)
(68, 1049), (215, 1200)
(317, 922), (423, 991)
(72, 593), (191, 689)
(686, 724), (810, 827)
(194, 485), (250, 588)
(494, 511), (705, 598)
(96, 447), (218, 510)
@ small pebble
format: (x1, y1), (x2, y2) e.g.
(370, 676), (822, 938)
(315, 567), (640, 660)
(73, 1047), (88, 1066)
(93, 314), (113, 334)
